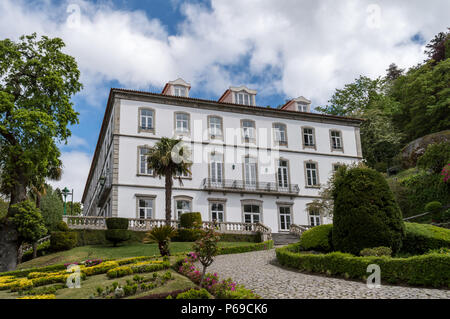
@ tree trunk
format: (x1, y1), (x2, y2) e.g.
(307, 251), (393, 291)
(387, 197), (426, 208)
(199, 265), (207, 288)
(0, 221), (20, 272)
(0, 177), (27, 272)
(32, 241), (38, 259)
(165, 171), (173, 225)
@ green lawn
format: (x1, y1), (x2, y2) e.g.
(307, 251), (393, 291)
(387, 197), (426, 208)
(18, 242), (254, 269)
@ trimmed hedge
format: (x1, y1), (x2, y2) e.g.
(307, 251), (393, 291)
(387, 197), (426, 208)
(106, 218), (129, 230)
(219, 240), (273, 255)
(401, 222), (450, 255)
(173, 229), (203, 242)
(218, 233), (261, 243)
(74, 229), (146, 246)
(0, 264), (67, 278)
(50, 231), (78, 252)
(299, 224), (333, 252)
(276, 244), (450, 288)
(179, 212), (202, 229)
(105, 229), (131, 247)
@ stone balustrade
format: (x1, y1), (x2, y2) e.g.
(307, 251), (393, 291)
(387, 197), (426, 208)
(289, 223), (313, 237)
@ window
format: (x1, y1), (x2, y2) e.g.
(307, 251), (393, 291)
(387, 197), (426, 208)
(303, 127), (315, 148)
(175, 170), (191, 178)
(211, 202), (224, 222)
(210, 153), (223, 185)
(330, 130), (343, 150)
(208, 116), (223, 138)
(175, 113), (190, 133)
(138, 198), (153, 219)
(305, 162), (319, 186)
(273, 123), (287, 145)
(139, 109), (154, 131)
(241, 120), (255, 142)
(279, 206), (292, 231)
(243, 204), (260, 224)
(139, 147), (154, 175)
(297, 103), (308, 112)
(309, 209), (321, 226)
(235, 92), (252, 105)
(277, 159), (289, 188)
(175, 199), (191, 219)
(244, 157), (257, 187)
(174, 85), (186, 97)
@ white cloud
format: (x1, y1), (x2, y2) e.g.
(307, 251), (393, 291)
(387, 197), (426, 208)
(48, 151), (91, 202)
(59, 135), (89, 149)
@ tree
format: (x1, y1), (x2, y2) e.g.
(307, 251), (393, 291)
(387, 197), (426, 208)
(9, 200), (47, 261)
(417, 142), (450, 174)
(0, 34), (82, 271)
(66, 202), (82, 215)
(424, 29), (450, 63)
(192, 223), (220, 287)
(39, 185), (64, 232)
(385, 63), (404, 82)
(144, 225), (177, 256)
(146, 137), (192, 223)
(331, 165), (405, 255)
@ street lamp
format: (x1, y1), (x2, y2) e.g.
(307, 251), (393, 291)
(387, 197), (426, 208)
(61, 187), (74, 216)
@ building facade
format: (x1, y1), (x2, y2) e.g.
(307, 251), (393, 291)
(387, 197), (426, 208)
(81, 79), (363, 233)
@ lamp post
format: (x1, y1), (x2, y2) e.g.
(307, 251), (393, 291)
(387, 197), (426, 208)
(61, 187), (74, 216)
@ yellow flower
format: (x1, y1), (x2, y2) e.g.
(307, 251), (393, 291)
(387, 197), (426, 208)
(17, 294), (56, 299)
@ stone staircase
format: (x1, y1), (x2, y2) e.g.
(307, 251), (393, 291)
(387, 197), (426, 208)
(271, 232), (300, 246)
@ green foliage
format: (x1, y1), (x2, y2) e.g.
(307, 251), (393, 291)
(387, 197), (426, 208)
(176, 288), (212, 299)
(173, 228), (203, 242)
(0, 198), (8, 221)
(276, 244), (450, 288)
(193, 223), (220, 287)
(401, 222), (450, 255)
(56, 221), (69, 232)
(39, 186), (64, 231)
(218, 240), (274, 255)
(22, 241), (50, 262)
(332, 166), (405, 255)
(0, 33), (82, 207)
(417, 142), (450, 174)
(65, 202), (82, 215)
(105, 229), (131, 247)
(179, 212), (202, 229)
(73, 229), (146, 246)
(217, 233), (260, 243)
(425, 201), (443, 221)
(299, 224), (333, 252)
(144, 225), (177, 256)
(50, 231), (78, 252)
(360, 246), (392, 257)
(9, 200), (47, 243)
(105, 218), (129, 230)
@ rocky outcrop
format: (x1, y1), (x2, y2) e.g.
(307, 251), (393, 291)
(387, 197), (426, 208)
(400, 130), (450, 168)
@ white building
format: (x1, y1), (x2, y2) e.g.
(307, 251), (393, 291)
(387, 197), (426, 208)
(81, 78), (363, 233)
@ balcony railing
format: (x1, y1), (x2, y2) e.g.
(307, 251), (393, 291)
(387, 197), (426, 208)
(96, 171), (112, 207)
(64, 216), (271, 238)
(201, 178), (299, 196)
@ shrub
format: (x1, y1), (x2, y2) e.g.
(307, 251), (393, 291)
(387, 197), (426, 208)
(401, 222), (450, 255)
(106, 266), (133, 279)
(417, 142), (450, 174)
(173, 228), (203, 242)
(276, 244), (450, 288)
(106, 218), (129, 230)
(176, 288), (212, 299)
(425, 201), (443, 221)
(143, 225), (177, 256)
(360, 246), (392, 257)
(50, 231), (78, 252)
(56, 221), (70, 232)
(332, 166), (405, 255)
(299, 224), (333, 252)
(179, 212), (202, 229)
(105, 229), (131, 247)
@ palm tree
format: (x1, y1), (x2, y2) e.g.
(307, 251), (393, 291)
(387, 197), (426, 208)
(147, 137), (192, 224)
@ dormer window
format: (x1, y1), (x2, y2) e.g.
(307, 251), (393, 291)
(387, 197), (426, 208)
(235, 92), (252, 105)
(174, 85), (186, 97)
(297, 103), (309, 112)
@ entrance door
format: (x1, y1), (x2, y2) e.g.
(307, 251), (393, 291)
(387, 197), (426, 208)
(279, 206), (292, 231)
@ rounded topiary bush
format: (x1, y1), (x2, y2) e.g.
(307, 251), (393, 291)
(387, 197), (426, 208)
(56, 221), (70, 232)
(105, 229), (131, 247)
(425, 201), (443, 222)
(331, 165), (405, 255)
(106, 217), (129, 230)
(179, 212), (202, 229)
(173, 228), (203, 242)
(299, 224), (333, 252)
(50, 231), (78, 252)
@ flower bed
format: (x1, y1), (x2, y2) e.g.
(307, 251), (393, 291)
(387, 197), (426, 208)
(276, 243), (450, 288)
(176, 252), (260, 299)
(106, 260), (169, 279)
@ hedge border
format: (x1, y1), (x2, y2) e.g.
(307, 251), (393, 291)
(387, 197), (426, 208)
(276, 244), (450, 288)
(218, 240), (273, 255)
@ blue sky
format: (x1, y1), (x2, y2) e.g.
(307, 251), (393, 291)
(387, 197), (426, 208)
(1, 0), (449, 201)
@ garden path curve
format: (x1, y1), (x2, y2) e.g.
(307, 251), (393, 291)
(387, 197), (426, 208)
(204, 249), (450, 299)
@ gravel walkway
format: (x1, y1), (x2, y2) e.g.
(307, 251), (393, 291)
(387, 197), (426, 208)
(204, 248), (450, 299)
